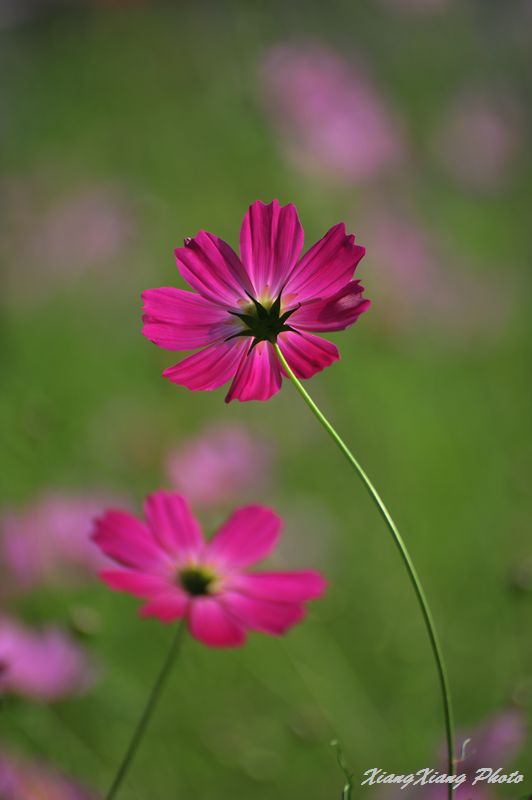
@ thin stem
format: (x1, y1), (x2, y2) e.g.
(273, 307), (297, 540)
(274, 344), (455, 795)
(105, 622), (186, 800)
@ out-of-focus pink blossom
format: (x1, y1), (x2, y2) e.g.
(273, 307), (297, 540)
(1, 180), (134, 300)
(434, 91), (524, 190)
(0, 751), (99, 799)
(165, 424), (272, 508)
(259, 43), (405, 183)
(388, 710), (526, 800)
(0, 492), (126, 592)
(94, 490), (326, 648)
(0, 617), (94, 701)
(360, 207), (515, 342)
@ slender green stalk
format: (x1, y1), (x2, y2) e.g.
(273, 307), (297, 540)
(105, 622), (186, 800)
(274, 344), (455, 795)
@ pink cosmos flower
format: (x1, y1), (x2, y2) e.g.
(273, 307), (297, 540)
(142, 200), (369, 402)
(259, 44), (405, 184)
(93, 490), (326, 648)
(0, 491), (125, 592)
(165, 424), (271, 508)
(0, 616), (94, 701)
(0, 751), (99, 800)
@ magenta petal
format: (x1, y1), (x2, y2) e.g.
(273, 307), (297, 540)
(144, 491), (203, 559)
(140, 591), (189, 623)
(291, 282), (371, 332)
(225, 341), (282, 403)
(92, 510), (168, 571)
(278, 331), (339, 379)
(142, 287), (231, 351)
(188, 597), (246, 647)
(231, 571), (327, 603)
(175, 230), (252, 307)
(207, 505), (282, 568)
(163, 340), (247, 392)
(99, 570), (169, 598)
(285, 223), (365, 302)
(222, 593), (305, 635)
(240, 199), (304, 299)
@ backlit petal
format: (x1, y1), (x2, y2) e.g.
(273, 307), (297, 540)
(142, 287), (231, 350)
(163, 339), (247, 392)
(290, 282), (371, 332)
(278, 331), (339, 379)
(240, 199), (304, 299)
(225, 340), (282, 403)
(284, 223), (365, 302)
(175, 231), (252, 307)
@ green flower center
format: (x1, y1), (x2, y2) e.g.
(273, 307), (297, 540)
(179, 565), (216, 597)
(227, 293), (299, 347)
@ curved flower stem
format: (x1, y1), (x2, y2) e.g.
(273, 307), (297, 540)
(105, 622), (186, 800)
(274, 344), (455, 795)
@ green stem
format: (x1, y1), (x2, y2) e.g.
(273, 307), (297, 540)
(274, 344), (455, 795)
(105, 622), (186, 800)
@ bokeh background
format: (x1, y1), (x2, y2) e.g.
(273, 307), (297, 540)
(1, 1), (531, 797)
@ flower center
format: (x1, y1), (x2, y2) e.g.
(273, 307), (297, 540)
(178, 565), (216, 597)
(226, 292), (299, 347)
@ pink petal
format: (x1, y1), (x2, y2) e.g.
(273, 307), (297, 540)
(240, 199), (304, 299)
(163, 339), (247, 392)
(231, 571), (327, 603)
(140, 591), (189, 623)
(278, 331), (339, 379)
(144, 491), (203, 559)
(207, 505), (282, 568)
(99, 569), (170, 598)
(225, 340), (282, 403)
(175, 231), (252, 307)
(290, 282), (371, 332)
(188, 597), (246, 647)
(222, 592), (306, 635)
(92, 511), (168, 571)
(284, 223), (365, 302)
(142, 287), (232, 350)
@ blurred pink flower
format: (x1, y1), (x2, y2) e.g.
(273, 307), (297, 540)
(0, 491), (126, 592)
(35, 185), (133, 269)
(0, 751), (99, 799)
(259, 43), (405, 183)
(360, 207), (515, 342)
(434, 90), (524, 190)
(1, 180), (134, 301)
(0, 616), (94, 701)
(390, 710), (526, 800)
(142, 199), (369, 402)
(94, 490), (326, 648)
(165, 424), (271, 508)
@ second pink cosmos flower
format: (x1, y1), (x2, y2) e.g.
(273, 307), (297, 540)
(93, 491), (325, 648)
(142, 200), (370, 402)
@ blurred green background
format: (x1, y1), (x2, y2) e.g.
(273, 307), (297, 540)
(1, 1), (531, 797)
